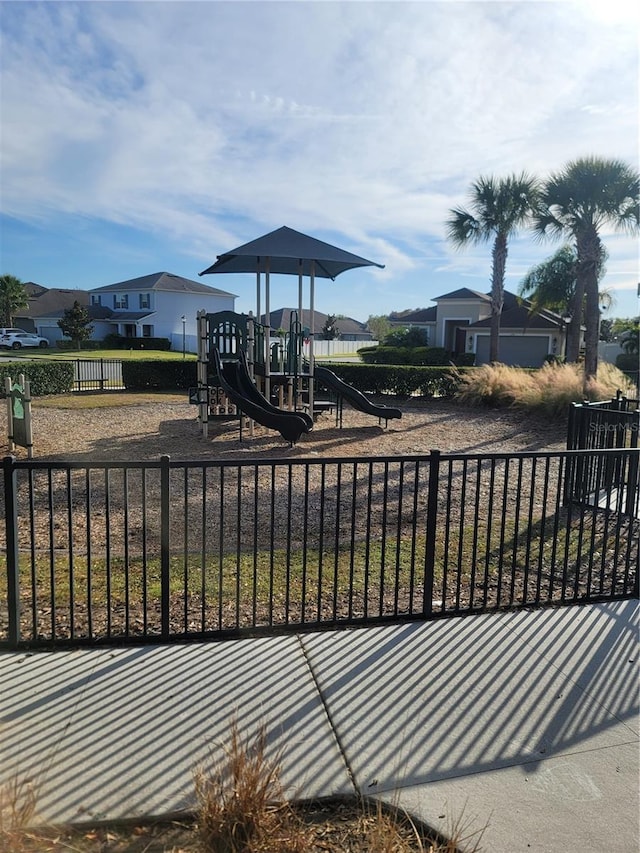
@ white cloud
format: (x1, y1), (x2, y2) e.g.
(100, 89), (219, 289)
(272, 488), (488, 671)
(1, 0), (638, 300)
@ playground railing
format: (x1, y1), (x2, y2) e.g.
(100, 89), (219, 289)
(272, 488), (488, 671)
(1, 447), (638, 649)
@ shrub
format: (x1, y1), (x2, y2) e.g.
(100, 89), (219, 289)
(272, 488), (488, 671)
(56, 339), (103, 351)
(0, 360), (74, 396)
(122, 359), (197, 390)
(323, 363), (466, 397)
(382, 326), (430, 347)
(102, 335), (172, 351)
(102, 333), (126, 349)
(359, 345), (451, 366)
(616, 351), (639, 385)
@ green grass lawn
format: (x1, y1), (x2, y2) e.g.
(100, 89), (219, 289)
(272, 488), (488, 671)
(1, 348), (196, 361)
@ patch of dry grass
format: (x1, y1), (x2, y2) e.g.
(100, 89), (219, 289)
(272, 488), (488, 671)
(457, 362), (637, 416)
(0, 720), (486, 852)
(32, 391), (187, 409)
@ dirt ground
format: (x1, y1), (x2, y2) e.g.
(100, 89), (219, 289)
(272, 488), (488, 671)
(0, 394), (567, 463)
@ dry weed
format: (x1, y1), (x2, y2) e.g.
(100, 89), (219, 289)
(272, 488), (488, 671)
(193, 720), (310, 853)
(0, 774), (37, 853)
(458, 361), (637, 416)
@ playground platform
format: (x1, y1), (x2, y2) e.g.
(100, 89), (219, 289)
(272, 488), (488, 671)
(1, 599), (638, 852)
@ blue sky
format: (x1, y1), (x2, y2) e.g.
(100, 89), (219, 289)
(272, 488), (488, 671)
(1, 0), (638, 322)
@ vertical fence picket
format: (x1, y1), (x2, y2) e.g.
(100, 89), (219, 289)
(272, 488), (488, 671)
(423, 449), (440, 618)
(160, 454), (171, 639)
(3, 456), (20, 647)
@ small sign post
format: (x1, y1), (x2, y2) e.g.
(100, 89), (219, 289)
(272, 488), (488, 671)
(6, 374), (33, 458)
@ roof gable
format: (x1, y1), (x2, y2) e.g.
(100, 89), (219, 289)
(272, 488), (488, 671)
(434, 288), (490, 302)
(91, 272), (236, 298)
(468, 305), (562, 329)
(390, 307), (437, 323)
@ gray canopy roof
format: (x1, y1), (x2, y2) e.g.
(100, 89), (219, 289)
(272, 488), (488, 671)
(199, 226), (384, 280)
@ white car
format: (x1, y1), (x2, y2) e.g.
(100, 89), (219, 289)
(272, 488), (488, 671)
(0, 331), (50, 349)
(0, 327), (30, 337)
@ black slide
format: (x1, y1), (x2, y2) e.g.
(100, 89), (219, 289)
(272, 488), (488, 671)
(211, 348), (309, 445)
(235, 349), (314, 432)
(315, 365), (402, 422)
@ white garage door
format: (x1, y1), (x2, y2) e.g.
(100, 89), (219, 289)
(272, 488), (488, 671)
(38, 326), (65, 344)
(475, 335), (550, 367)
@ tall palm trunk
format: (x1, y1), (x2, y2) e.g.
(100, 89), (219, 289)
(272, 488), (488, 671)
(489, 234), (507, 362)
(580, 227), (602, 381)
(565, 275), (584, 363)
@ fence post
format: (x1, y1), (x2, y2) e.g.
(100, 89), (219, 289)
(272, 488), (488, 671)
(3, 455), (20, 647)
(160, 454), (171, 639)
(423, 449), (440, 617)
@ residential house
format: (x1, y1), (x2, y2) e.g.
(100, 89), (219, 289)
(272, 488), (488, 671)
(261, 308), (373, 341)
(21, 273), (237, 350)
(388, 288), (570, 367)
(88, 272), (236, 349)
(16, 283), (94, 337)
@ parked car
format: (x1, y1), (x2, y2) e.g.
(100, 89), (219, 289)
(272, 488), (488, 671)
(0, 331), (50, 349)
(0, 327), (30, 337)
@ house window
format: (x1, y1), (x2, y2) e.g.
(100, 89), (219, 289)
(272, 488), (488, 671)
(114, 294), (129, 309)
(139, 293), (150, 309)
(142, 325), (153, 338)
(91, 294), (102, 305)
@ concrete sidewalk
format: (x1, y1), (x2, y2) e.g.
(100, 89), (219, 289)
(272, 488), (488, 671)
(1, 600), (638, 852)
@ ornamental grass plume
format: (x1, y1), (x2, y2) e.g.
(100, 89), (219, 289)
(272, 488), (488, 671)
(457, 361), (637, 417)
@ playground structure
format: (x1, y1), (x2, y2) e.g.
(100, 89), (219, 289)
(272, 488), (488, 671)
(195, 226), (401, 443)
(195, 309), (402, 444)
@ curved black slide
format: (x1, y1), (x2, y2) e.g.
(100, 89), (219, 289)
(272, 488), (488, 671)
(315, 365), (402, 422)
(235, 349), (314, 432)
(211, 348), (309, 445)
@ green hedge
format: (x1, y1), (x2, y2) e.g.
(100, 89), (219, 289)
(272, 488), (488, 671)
(122, 359), (197, 390)
(56, 339), (104, 351)
(360, 345), (451, 366)
(103, 335), (172, 351)
(318, 363), (467, 397)
(0, 360), (75, 396)
(616, 352), (638, 372)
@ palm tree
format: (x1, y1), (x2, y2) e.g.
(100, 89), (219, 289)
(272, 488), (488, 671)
(533, 157), (639, 380)
(446, 173), (540, 362)
(518, 244), (612, 359)
(0, 274), (29, 327)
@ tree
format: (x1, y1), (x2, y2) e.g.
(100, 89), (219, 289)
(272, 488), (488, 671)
(610, 316), (639, 341)
(619, 319), (639, 355)
(58, 301), (94, 349)
(322, 314), (340, 340)
(446, 172), (540, 362)
(599, 319), (614, 343)
(383, 326), (429, 347)
(533, 156), (639, 381)
(0, 273), (29, 326)
(366, 315), (391, 341)
(518, 244), (611, 357)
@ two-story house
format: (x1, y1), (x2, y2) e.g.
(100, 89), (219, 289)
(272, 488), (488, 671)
(87, 272), (237, 348)
(22, 272), (236, 351)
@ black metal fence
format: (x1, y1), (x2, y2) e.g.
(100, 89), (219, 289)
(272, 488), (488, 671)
(72, 359), (124, 391)
(566, 395), (639, 516)
(1, 448), (638, 649)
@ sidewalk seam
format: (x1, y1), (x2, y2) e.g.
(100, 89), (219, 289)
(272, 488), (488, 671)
(295, 634), (359, 796)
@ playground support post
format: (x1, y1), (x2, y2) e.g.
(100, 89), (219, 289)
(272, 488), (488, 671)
(197, 310), (209, 437)
(264, 257), (271, 402)
(308, 260), (315, 416)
